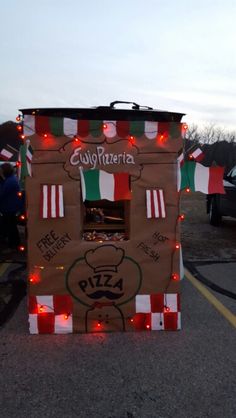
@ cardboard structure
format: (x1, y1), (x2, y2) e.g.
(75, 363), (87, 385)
(20, 103), (185, 334)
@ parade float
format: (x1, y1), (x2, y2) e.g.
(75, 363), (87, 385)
(17, 101), (189, 333)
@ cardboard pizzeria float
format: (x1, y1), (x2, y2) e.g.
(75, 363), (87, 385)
(19, 101), (187, 334)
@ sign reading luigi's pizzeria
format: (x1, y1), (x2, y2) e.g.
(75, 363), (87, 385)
(22, 103), (185, 334)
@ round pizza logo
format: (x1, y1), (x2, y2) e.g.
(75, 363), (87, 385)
(65, 244), (142, 308)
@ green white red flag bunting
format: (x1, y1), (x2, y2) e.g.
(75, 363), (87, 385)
(177, 152), (184, 167)
(178, 161), (225, 194)
(80, 169), (131, 201)
(18, 141), (33, 186)
(23, 114), (184, 140)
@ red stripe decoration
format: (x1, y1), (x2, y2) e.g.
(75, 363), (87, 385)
(150, 190), (155, 217)
(133, 313), (151, 331)
(53, 295), (73, 314)
(38, 313), (55, 333)
(158, 122), (169, 140)
(77, 120), (89, 137)
(150, 294), (164, 312)
(40, 185), (64, 219)
(164, 312), (178, 330)
(35, 116), (50, 136)
(116, 120), (130, 138)
(208, 167), (225, 194)
(146, 189), (166, 218)
(114, 172), (131, 200)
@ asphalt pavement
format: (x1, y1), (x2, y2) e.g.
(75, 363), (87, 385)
(0, 261), (236, 418)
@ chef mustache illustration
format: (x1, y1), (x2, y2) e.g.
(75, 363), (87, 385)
(86, 290), (124, 300)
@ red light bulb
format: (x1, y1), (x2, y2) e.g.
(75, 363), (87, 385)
(171, 273), (179, 281)
(164, 306), (170, 312)
(146, 324), (150, 330)
(189, 154), (193, 160)
(18, 245), (25, 252)
(39, 305), (44, 313)
(43, 133), (48, 138)
(175, 242), (180, 250)
(20, 134), (25, 140)
(183, 123), (188, 131)
(186, 188), (190, 193)
(17, 125), (22, 132)
(130, 318), (134, 323)
(16, 161), (21, 168)
(17, 191), (22, 197)
(179, 214), (185, 221)
(64, 314), (69, 320)
(97, 322), (101, 328)
(20, 214), (25, 220)
(74, 136), (80, 142)
(29, 272), (41, 284)
(103, 123), (107, 129)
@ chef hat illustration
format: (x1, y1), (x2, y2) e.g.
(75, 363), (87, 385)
(85, 245), (125, 273)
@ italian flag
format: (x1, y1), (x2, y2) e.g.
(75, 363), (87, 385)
(0, 147), (13, 161)
(80, 169), (131, 201)
(190, 147), (205, 162)
(18, 141), (34, 186)
(179, 162), (225, 194)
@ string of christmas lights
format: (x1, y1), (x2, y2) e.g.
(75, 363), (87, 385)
(18, 112), (186, 332)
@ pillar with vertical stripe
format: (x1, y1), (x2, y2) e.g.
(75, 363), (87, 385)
(146, 189), (166, 218)
(40, 185), (64, 219)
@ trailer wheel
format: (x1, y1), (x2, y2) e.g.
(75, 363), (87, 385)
(209, 196), (221, 226)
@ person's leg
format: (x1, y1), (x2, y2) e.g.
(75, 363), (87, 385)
(3, 214), (20, 249)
